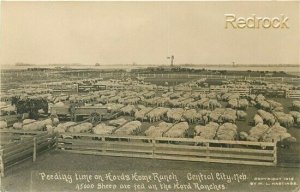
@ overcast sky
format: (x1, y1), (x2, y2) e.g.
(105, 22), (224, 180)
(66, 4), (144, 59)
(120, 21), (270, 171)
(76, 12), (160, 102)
(1, 1), (299, 66)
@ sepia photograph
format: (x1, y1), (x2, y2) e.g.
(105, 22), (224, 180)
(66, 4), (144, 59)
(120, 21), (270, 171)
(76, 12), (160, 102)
(0, 1), (299, 191)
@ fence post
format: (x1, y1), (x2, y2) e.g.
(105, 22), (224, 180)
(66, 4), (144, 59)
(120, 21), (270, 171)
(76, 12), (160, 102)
(101, 137), (106, 154)
(273, 142), (277, 166)
(0, 149), (4, 177)
(33, 137), (37, 162)
(206, 142), (210, 161)
(152, 139), (156, 159)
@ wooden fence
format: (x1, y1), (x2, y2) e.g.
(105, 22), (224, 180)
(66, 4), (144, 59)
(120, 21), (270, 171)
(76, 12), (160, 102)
(286, 90), (300, 99)
(57, 133), (277, 166)
(0, 130), (57, 177)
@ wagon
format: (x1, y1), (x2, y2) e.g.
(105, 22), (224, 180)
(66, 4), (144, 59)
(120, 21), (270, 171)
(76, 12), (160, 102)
(50, 106), (71, 119)
(74, 106), (108, 122)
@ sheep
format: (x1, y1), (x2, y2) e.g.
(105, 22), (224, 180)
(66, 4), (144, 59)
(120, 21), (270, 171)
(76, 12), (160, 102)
(67, 122), (93, 133)
(292, 101), (300, 111)
(239, 131), (248, 140)
(228, 99), (238, 109)
(236, 110), (247, 120)
(114, 121), (142, 136)
(216, 123), (237, 141)
(289, 111), (300, 125)
(209, 108), (225, 122)
(145, 122), (173, 137)
(254, 114), (264, 125)
(164, 122), (189, 138)
(222, 108), (237, 123)
(166, 108), (185, 122)
(257, 110), (276, 126)
(93, 123), (116, 135)
(13, 122), (23, 129)
(54, 102), (65, 107)
(209, 99), (222, 110)
(248, 124), (270, 141)
(238, 99), (249, 110)
(54, 122), (77, 133)
(262, 123), (291, 142)
(182, 109), (199, 123)
(147, 107), (169, 122)
(0, 120), (7, 129)
(23, 120), (45, 131)
(120, 105), (137, 116)
(194, 122), (219, 140)
(134, 107), (153, 121)
(273, 112), (294, 128)
(108, 118), (127, 126)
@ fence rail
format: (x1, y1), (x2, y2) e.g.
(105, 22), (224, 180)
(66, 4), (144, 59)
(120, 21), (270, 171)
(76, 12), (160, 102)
(58, 133), (277, 166)
(286, 90), (300, 99)
(0, 131), (57, 177)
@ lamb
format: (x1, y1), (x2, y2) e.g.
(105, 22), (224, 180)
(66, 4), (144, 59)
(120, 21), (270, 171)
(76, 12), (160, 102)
(114, 121), (142, 136)
(216, 123), (237, 141)
(93, 123), (116, 135)
(164, 122), (189, 138)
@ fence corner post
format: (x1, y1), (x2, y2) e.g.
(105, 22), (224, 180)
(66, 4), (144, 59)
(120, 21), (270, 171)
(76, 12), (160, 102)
(33, 137), (37, 162)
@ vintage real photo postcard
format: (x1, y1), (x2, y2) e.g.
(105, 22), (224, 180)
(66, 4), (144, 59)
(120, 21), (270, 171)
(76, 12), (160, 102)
(0, 1), (299, 192)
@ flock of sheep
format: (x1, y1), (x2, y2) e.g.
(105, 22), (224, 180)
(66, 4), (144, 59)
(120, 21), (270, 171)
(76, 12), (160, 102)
(1, 78), (299, 145)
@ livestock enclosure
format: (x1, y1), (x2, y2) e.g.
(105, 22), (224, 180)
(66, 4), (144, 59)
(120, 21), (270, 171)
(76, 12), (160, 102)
(286, 90), (300, 99)
(57, 133), (277, 167)
(0, 130), (57, 177)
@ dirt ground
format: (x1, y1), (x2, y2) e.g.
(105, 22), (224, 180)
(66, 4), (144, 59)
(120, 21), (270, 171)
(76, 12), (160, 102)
(1, 150), (300, 192)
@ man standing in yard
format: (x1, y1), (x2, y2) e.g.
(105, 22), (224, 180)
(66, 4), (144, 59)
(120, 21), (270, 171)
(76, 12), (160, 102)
(69, 102), (77, 121)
